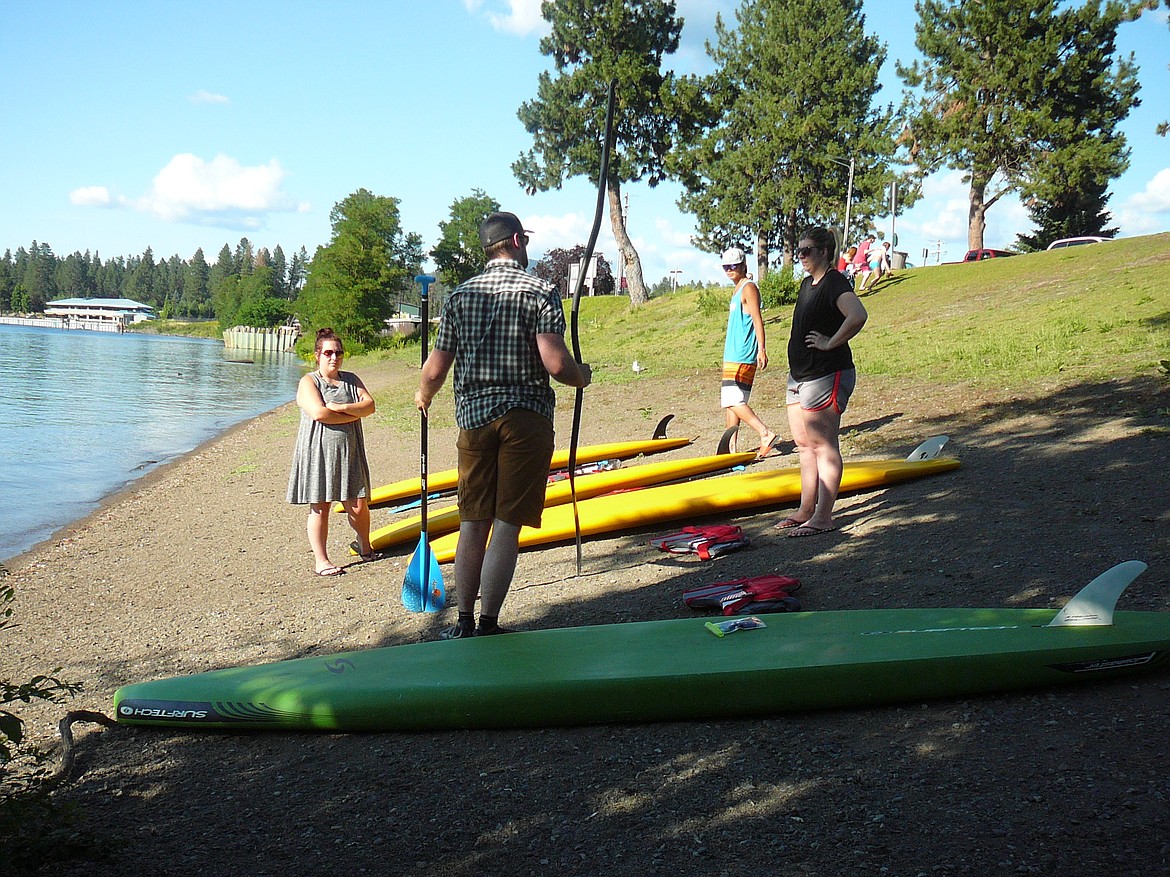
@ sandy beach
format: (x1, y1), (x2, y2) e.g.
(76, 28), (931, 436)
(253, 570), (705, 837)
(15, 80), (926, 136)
(5, 357), (1170, 876)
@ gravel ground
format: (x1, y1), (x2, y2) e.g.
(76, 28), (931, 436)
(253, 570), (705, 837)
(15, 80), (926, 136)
(4, 359), (1170, 877)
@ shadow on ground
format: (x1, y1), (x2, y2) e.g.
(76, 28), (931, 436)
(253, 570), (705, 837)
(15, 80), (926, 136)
(42, 374), (1170, 877)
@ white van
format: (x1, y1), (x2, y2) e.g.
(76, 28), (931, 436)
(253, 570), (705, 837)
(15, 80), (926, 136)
(1046, 236), (1108, 250)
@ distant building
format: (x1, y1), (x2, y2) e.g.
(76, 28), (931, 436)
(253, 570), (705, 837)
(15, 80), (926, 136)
(45, 297), (157, 329)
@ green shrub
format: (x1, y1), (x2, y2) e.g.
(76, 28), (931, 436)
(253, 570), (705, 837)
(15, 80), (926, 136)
(759, 265), (799, 310)
(234, 296), (292, 329)
(697, 287), (726, 316)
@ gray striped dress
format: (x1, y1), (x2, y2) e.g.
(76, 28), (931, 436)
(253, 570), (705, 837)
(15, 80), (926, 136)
(286, 372), (372, 504)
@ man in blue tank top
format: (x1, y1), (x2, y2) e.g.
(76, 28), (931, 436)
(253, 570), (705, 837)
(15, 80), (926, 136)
(720, 247), (777, 458)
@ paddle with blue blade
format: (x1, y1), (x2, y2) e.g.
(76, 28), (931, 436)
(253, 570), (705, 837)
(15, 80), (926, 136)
(402, 275), (445, 613)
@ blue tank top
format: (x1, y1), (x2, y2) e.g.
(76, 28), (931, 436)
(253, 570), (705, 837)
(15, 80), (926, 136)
(723, 280), (758, 364)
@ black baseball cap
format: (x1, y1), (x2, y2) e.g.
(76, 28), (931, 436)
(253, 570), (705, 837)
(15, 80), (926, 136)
(479, 211), (533, 248)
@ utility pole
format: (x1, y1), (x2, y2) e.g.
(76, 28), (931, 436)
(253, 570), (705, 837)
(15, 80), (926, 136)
(844, 156), (855, 247)
(827, 157), (855, 247)
(889, 181), (897, 250)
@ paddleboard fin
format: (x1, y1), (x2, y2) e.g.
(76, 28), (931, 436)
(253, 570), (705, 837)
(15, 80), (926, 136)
(716, 425), (738, 455)
(905, 436), (949, 461)
(652, 414), (675, 440)
(1047, 561), (1147, 628)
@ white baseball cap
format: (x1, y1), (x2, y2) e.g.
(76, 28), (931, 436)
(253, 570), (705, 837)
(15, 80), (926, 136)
(721, 247), (746, 266)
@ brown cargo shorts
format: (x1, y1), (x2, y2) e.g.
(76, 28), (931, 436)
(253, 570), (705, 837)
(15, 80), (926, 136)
(456, 407), (554, 529)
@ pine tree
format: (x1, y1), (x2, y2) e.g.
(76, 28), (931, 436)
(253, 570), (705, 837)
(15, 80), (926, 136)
(0, 250), (15, 312)
(676, 0), (909, 275)
(513, 0), (705, 306)
(270, 245), (289, 300)
(182, 248), (211, 318)
(234, 238), (254, 275)
(288, 247), (309, 296)
(899, 0), (1144, 249)
(21, 241), (57, 312)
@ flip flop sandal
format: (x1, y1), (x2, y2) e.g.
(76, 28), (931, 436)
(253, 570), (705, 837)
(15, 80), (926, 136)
(349, 541), (384, 561)
(786, 524), (837, 538)
(774, 517), (806, 530)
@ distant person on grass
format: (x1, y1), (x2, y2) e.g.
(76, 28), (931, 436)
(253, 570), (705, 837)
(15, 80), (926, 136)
(719, 247), (777, 458)
(287, 328), (376, 576)
(851, 233), (876, 290)
(860, 241), (892, 292)
(776, 227), (868, 538)
(416, 211), (592, 640)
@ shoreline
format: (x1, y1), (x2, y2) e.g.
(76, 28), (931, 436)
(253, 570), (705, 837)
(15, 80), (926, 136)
(1, 400), (297, 570)
(0, 322), (307, 566)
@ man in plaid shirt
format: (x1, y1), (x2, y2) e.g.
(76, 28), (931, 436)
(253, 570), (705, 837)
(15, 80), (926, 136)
(416, 211), (592, 640)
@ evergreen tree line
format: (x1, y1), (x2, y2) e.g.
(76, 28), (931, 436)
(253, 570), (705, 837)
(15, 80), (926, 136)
(0, 239), (309, 324)
(0, 186), (629, 353)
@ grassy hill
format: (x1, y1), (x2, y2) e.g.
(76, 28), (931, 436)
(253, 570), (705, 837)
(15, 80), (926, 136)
(359, 232), (1168, 404)
(562, 232), (1169, 391)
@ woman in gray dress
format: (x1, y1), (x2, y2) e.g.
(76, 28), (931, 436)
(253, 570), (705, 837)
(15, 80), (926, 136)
(287, 328), (375, 576)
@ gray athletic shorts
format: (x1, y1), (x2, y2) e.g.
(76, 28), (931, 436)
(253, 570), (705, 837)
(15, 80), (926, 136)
(786, 369), (857, 413)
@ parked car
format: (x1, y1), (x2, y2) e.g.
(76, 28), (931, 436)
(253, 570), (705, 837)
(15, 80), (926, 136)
(948, 248), (1016, 263)
(1046, 236), (1107, 250)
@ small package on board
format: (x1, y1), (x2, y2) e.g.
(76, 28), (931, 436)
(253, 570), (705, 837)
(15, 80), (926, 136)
(705, 616), (767, 637)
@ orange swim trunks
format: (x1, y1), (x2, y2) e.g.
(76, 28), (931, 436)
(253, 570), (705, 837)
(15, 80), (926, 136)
(720, 361), (757, 408)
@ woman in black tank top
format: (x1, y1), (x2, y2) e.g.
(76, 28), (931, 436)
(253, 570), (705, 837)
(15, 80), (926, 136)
(776, 228), (868, 538)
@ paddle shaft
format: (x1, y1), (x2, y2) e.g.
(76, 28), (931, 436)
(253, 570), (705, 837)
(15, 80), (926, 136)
(417, 275), (435, 601)
(567, 79), (618, 576)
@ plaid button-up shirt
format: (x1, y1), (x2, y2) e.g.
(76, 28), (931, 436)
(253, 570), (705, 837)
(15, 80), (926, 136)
(434, 258), (567, 429)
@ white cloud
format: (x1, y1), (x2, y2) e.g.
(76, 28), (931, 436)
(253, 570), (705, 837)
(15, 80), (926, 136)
(1116, 167), (1170, 236)
(189, 89), (229, 105)
(73, 154), (302, 229)
(137, 153), (295, 224)
(654, 215), (700, 249)
(519, 208), (626, 273)
(463, 0), (548, 36)
(69, 186), (117, 207)
(522, 211), (590, 249)
(894, 170), (1032, 263)
(897, 171), (969, 249)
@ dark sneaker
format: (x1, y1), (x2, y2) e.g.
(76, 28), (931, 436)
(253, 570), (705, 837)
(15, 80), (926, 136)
(439, 621), (476, 640)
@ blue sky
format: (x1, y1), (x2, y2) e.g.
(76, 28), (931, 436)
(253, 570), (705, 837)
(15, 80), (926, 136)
(1, 0), (1167, 288)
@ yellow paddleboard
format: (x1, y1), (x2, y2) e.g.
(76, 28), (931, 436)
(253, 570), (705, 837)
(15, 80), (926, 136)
(356, 435), (695, 510)
(367, 451), (758, 551)
(429, 440), (960, 563)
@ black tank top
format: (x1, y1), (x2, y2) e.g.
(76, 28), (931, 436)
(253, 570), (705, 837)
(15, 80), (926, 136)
(787, 269), (855, 381)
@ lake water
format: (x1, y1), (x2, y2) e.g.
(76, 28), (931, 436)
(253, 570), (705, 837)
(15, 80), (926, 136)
(0, 324), (305, 563)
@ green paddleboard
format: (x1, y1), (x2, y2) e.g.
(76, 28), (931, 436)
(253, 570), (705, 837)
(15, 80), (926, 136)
(114, 562), (1169, 732)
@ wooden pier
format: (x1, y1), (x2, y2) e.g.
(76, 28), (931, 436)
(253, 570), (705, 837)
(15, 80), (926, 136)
(222, 325), (300, 353)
